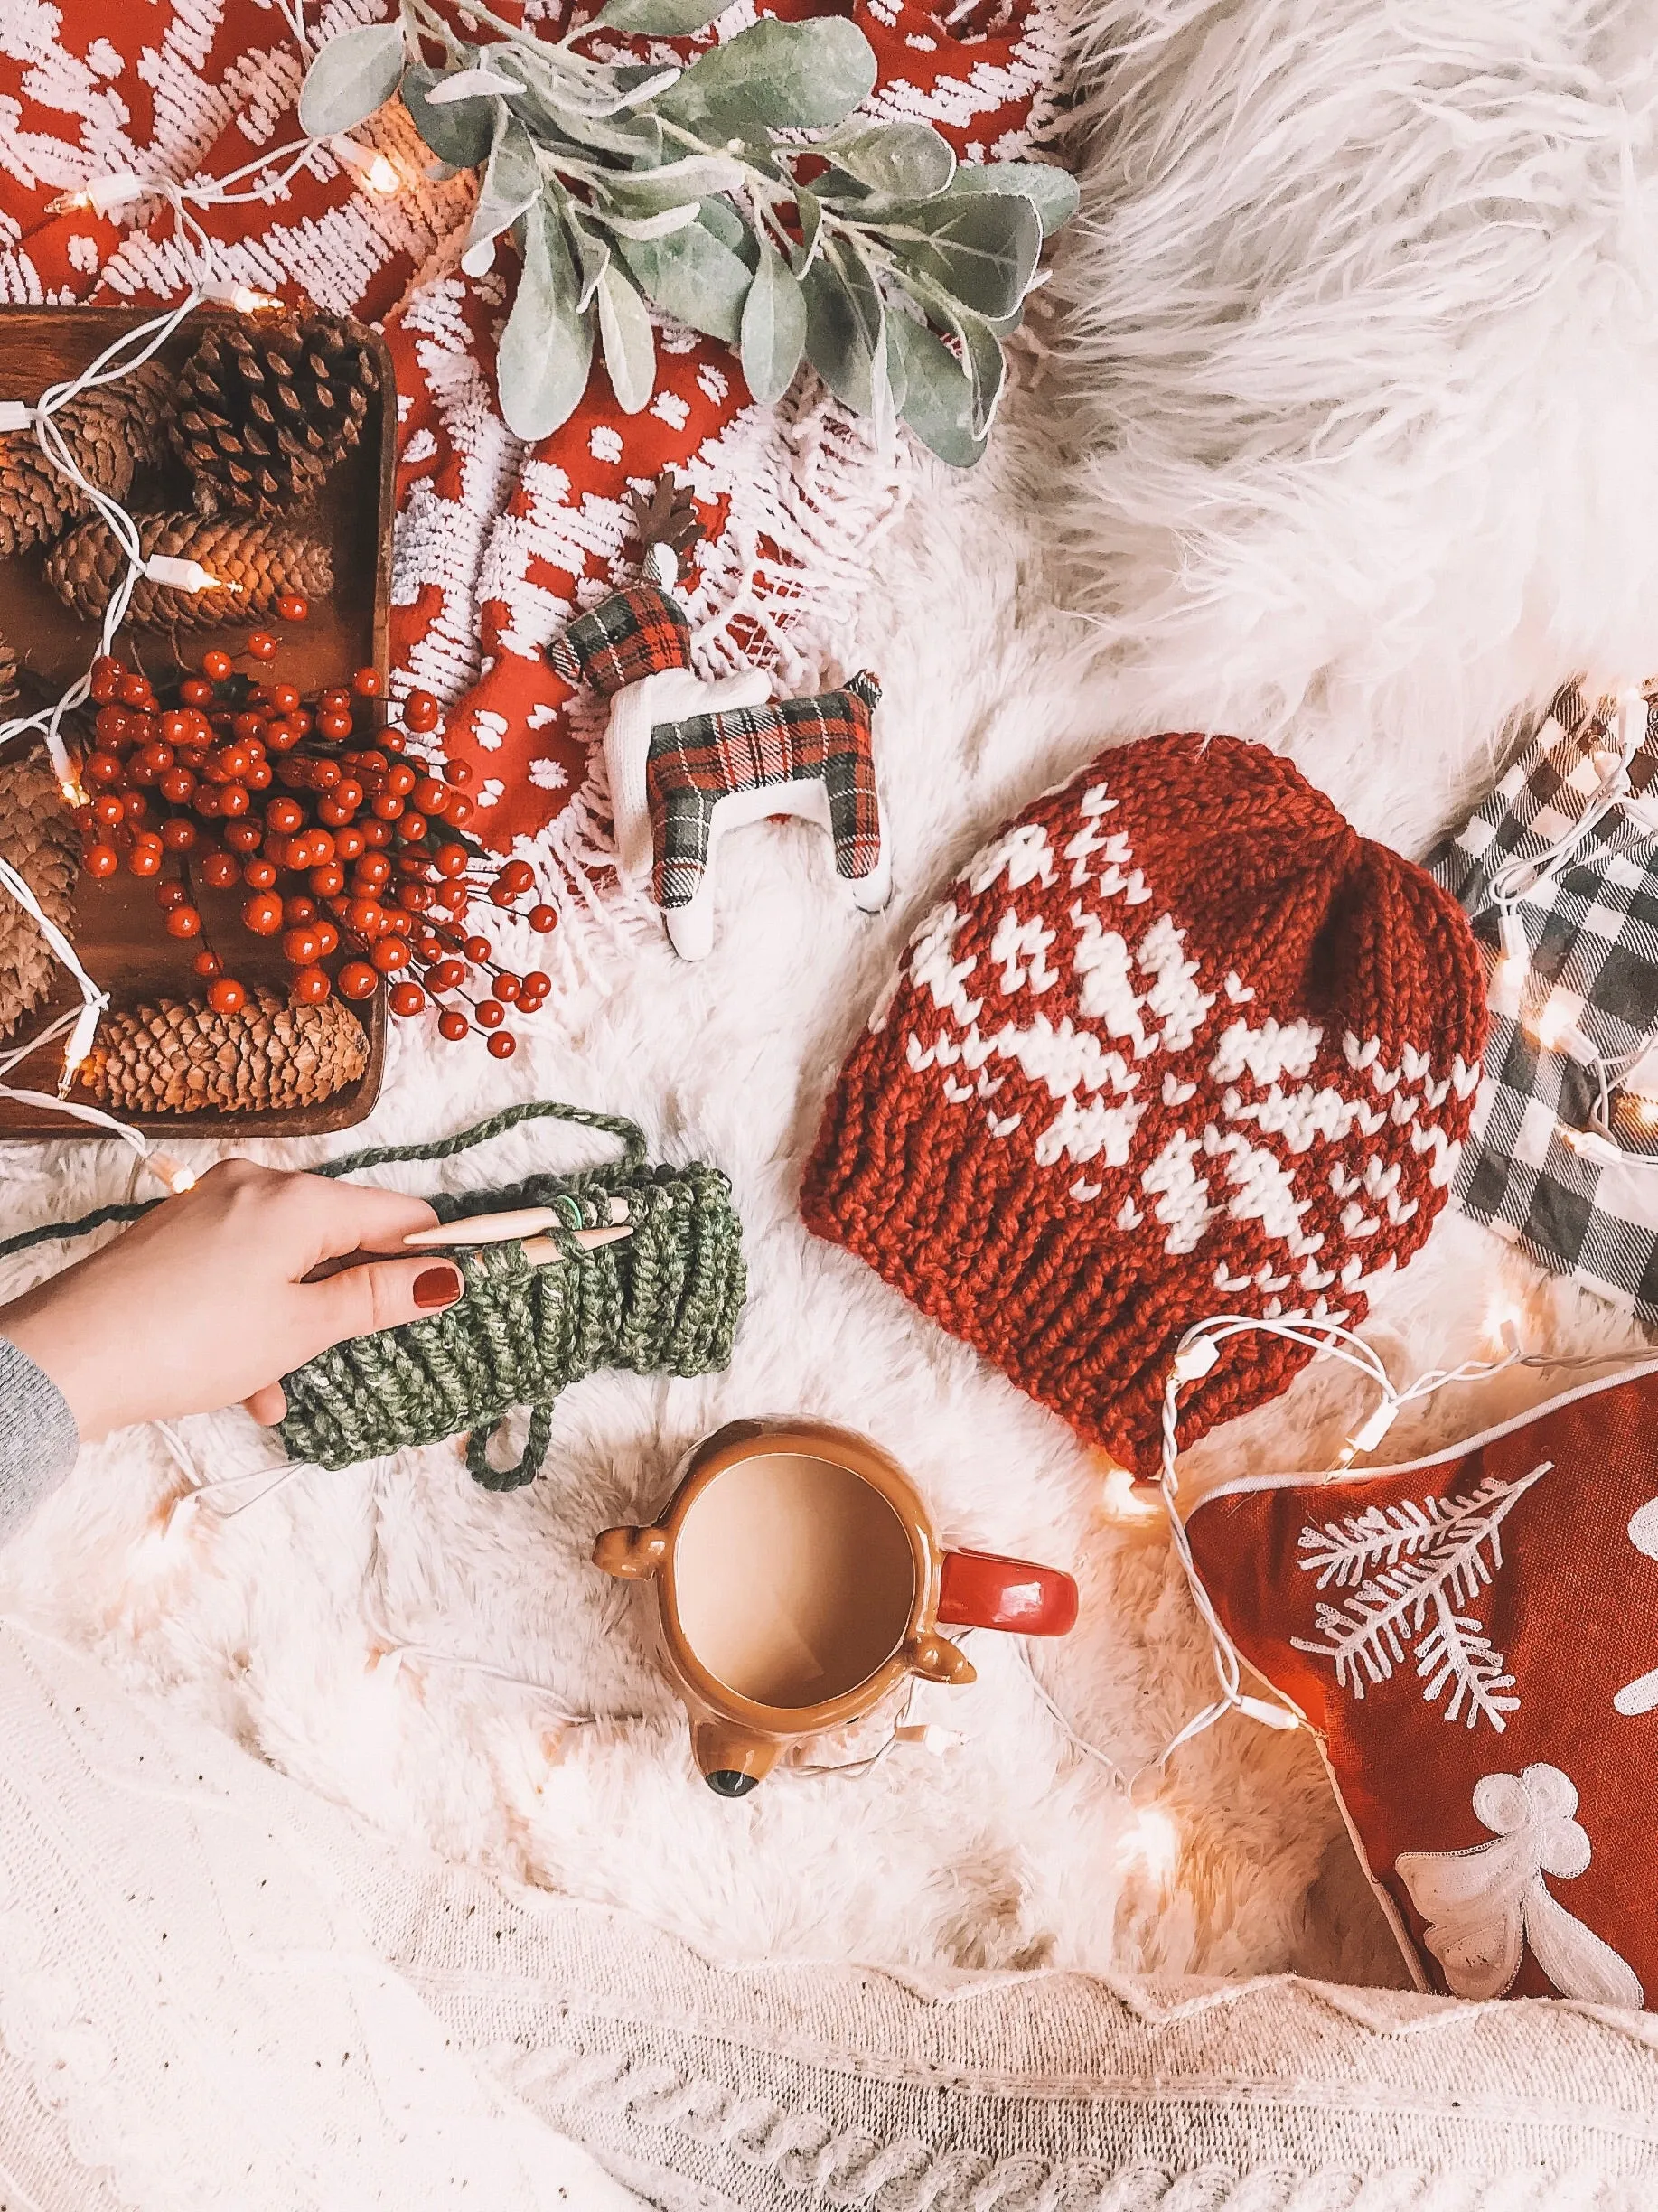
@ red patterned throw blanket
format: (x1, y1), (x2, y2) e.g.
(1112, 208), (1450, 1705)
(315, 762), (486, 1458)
(1, 0), (1064, 921)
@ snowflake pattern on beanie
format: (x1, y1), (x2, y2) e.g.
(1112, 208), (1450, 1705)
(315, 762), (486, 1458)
(802, 734), (1489, 1473)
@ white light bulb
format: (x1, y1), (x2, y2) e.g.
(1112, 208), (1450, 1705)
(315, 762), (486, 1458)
(1100, 1461), (1161, 1522)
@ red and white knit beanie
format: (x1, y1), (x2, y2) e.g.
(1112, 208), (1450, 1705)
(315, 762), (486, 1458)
(801, 734), (1488, 1473)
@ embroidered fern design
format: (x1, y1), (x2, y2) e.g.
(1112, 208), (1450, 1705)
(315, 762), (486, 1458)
(1290, 1461), (1551, 1731)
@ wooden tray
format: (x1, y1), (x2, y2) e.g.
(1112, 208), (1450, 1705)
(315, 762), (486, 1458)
(0, 304), (395, 1139)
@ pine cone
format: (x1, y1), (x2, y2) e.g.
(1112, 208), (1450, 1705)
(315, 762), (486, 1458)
(44, 511), (333, 630)
(110, 359), (178, 475)
(172, 311), (379, 516)
(0, 628), (17, 707)
(79, 987), (369, 1115)
(0, 745), (80, 1040)
(0, 386), (138, 560)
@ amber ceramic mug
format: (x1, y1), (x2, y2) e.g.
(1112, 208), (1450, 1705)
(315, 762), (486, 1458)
(594, 1418), (1079, 1797)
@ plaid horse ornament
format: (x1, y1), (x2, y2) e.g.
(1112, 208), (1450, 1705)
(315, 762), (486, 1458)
(550, 539), (889, 961)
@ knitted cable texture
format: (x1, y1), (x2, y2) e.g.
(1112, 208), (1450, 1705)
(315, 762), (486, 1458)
(802, 733), (1488, 1475)
(0, 1101), (745, 1491)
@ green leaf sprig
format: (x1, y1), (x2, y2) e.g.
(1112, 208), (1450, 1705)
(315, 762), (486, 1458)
(301, 3), (1076, 464)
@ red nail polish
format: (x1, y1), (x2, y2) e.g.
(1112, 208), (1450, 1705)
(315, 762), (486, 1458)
(415, 1265), (461, 1310)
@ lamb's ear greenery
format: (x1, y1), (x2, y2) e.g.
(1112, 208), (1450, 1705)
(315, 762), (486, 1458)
(302, 1), (1076, 463)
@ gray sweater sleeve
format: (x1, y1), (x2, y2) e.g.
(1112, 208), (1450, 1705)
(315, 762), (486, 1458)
(0, 1337), (80, 1538)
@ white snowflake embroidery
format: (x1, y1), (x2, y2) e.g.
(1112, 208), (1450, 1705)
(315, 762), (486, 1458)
(589, 426), (623, 464)
(1395, 1765), (1642, 2006)
(527, 757), (569, 791)
(1290, 1462), (1552, 1730)
(650, 392), (691, 431)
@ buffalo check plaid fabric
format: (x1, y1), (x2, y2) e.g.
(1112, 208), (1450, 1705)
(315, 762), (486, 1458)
(646, 673), (882, 910)
(548, 586), (692, 698)
(1428, 680), (1658, 1317)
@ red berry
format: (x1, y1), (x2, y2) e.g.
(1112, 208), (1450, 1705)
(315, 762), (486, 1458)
(156, 879), (190, 912)
(434, 843), (469, 878)
(520, 970), (551, 996)
(290, 964), (331, 1004)
(344, 896), (383, 936)
(380, 728), (405, 755)
(282, 895), (318, 925)
(264, 718), (302, 753)
(500, 859), (534, 895)
(427, 957), (465, 992)
(352, 852), (391, 889)
(464, 934), (492, 962)
(242, 891), (283, 934)
(179, 678), (214, 706)
(223, 820), (263, 853)
(397, 880), (433, 912)
(309, 861), (345, 898)
(265, 796), (304, 835)
(219, 783), (251, 817)
(117, 670), (150, 707)
(528, 904), (558, 933)
(83, 842), (118, 879)
(370, 936), (410, 973)
(208, 977), (247, 1014)
(165, 904), (202, 939)
(161, 818), (199, 852)
(247, 630), (279, 661)
(437, 1008), (469, 1042)
(444, 759), (473, 787)
(123, 791), (152, 825)
(314, 918), (340, 957)
(276, 594), (309, 623)
(282, 926), (323, 965)
(445, 795), (473, 828)
(436, 881), (470, 914)
(409, 777), (447, 818)
(334, 826), (367, 862)
(492, 973), (520, 1004)
(486, 1030), (517, 1058)
(361, 818), (394, 848)
(395, 811), (429, 845)
(89, 655), (121, 700)
(384, 762), (417, 797)
(317, 709), (353, 740)
(201, 851), (239, 889)
(474, 998), (504, 1029)
(85, 750), (123, 786)
(193, 785), (222, 820)
(371, 792), (403, 821)
(159, 767), (197, 804)
(319, 687), (351, 714)
(126, 842), (163, 877)
(243, 858), (278, 891)
(201, 650), (233, 681)
(192, 948), (223, 979)
(91, 792), (126, 829)
(351, 665), (383, 697)
(337, 960), (379, 1000)
(389, 981), (426, 1018)
(404, 689), (440, 733)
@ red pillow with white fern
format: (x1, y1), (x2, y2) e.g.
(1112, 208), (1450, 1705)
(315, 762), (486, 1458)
(1185, 1358), (1658, 2010)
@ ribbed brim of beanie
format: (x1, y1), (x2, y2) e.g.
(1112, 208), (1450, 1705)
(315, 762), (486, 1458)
(801, 734), (1488, 1474)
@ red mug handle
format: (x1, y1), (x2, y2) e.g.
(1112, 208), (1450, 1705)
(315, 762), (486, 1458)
(937, 1548), (1078, 1636)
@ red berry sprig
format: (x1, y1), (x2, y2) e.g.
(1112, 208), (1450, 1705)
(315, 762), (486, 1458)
(73, 637), (557, 1054)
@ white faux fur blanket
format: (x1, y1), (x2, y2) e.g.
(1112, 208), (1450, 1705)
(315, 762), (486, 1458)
(5, 0), (1658, 2018)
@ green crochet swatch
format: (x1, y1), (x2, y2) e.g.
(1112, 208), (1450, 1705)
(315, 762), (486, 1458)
(274, 1100), (745, 1487)
(0, 1099), (746, 1494)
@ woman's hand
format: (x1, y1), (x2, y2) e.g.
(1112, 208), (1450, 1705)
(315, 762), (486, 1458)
(0, 1160), (463, 1441)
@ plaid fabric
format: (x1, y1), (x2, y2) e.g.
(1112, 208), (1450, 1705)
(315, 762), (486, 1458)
(548, 585), (692, 698)
(646, 672), (881, 909)
(1428, 680), (1658, 1317)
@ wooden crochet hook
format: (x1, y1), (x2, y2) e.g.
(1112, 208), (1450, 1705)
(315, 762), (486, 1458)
(404, 1198), (630, 1251)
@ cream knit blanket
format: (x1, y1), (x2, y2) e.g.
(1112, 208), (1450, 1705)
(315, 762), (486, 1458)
(1, 1617), (1654, 2211)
